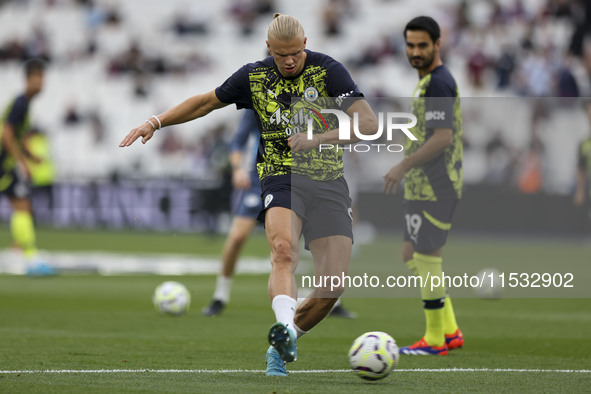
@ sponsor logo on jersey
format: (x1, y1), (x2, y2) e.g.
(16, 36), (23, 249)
(425, 110), (446, 121)
(269, 108), (328, 128)
(269, 107), (329, 136)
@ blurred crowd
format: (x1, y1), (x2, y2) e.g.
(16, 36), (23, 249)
(348, 0), (591, 97)
(1, 0), (589, 95)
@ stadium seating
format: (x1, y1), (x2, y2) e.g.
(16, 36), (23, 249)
(0, 0), (587, 195)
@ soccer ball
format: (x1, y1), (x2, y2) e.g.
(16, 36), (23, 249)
(474, 268), (502, 299)
(152, 281), (191, 316)
(348, 331), (399, 381)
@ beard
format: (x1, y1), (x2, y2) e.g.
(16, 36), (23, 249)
(408, 50), (435, 71)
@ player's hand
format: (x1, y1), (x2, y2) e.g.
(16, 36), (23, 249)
(573, 189), (585, 207)
(26, 153), (43, 165)
(232, 168), (251, 190)
(119, 122), (156, 147)
(383, 163), (407, 194)
(16, 159), (31, 180)
(288, 132), (319, 153)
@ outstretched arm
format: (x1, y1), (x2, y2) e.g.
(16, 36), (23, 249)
(119, 90), (229, 147)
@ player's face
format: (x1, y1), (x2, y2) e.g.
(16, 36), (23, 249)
(267, 35), (307, 77)
(27, 70), (45, 97)
(405, 30), (439, 72)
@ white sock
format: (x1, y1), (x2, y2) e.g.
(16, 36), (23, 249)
(213, 276), (232, 303)
(272, 295), (296, 335)
(294, 323), (308, 339)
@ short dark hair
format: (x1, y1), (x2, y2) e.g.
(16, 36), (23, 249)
(404, 16), (441, 43)
(24, 58), (46, 77)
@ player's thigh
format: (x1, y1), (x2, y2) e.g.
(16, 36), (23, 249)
(301, 177), (353, 249)
(1, 169), (32, 211)
(309, 235), (352, 275)
(402, 241), (415, 262)
(308, 235), (351, 298)
(10, 197), (32, 212)
(228, 216), (258, 242)
(264, 207), (303, 257)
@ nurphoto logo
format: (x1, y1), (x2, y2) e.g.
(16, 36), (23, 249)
(306, 109), (418, 153)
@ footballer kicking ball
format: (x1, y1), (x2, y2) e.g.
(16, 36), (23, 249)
(153, 281), (191, 316)
(348, 331), (399, 381)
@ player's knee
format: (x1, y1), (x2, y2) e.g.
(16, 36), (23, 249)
(403, 251), (414, 262)
(402, 244), (414, 262)
(229, 232), (249, 248)
(10, 198), (31, 213)
(270, 238), (294, 266)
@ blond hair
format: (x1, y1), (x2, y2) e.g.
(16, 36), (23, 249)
(267, 13), (305, 41)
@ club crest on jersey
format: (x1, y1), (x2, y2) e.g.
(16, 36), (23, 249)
(264, 194), (274, 208)
(304, 87), (319, 102)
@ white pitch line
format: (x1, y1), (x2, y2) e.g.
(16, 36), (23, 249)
(396, 368), (591, 373)
(0, 368), (590, 374)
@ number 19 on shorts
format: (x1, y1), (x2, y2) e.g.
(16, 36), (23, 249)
(405, 214), (422, 240)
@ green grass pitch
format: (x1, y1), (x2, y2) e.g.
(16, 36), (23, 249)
(0, 227), (590, 392)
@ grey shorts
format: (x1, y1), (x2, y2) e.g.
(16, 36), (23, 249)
(403, 199), (459, 253)
(0, 167), (31, 199)
(259, 174), (353, 249)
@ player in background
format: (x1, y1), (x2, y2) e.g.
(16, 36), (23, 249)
(120, 14), (377, 375)
(0, 59), (56, 276)
(203, 109), (357, 318)
(24, 127), (56, 223)
(574, 100), (591, 210)
(383, 16), (463, 355)
(202, 110), (262, 316)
